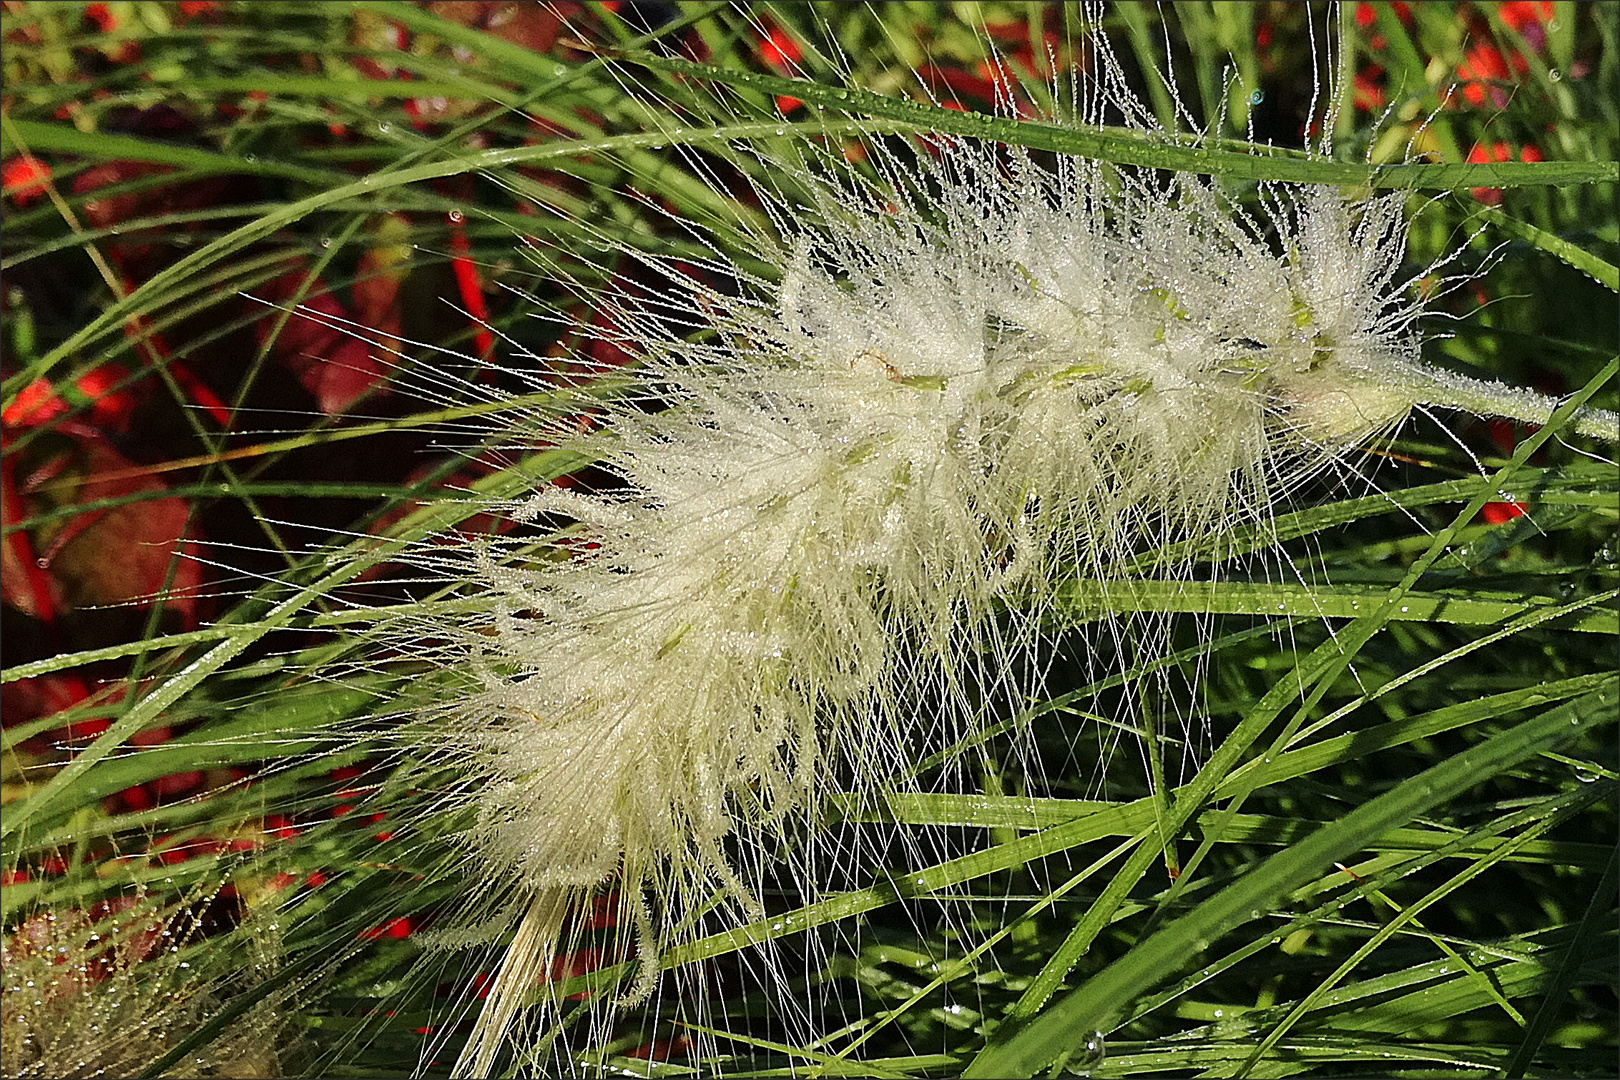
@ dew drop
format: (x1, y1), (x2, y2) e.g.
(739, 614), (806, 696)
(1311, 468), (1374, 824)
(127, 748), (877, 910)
(1248, 89), (1264, 105)
(1574, 766), (1598, 783)
(448, 209), (464, 224)
(1062, 1031), (1107, 1076)
(1557, 580), (1577, 598)
(1548, 69), (1562, 82)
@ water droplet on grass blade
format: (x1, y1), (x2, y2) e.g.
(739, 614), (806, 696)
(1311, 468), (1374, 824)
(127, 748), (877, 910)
(1062, 1031), (1107, 1076)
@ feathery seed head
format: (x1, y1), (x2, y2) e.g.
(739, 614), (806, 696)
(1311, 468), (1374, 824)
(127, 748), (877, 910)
(333, 13), (1615, 1076)
(1, 897), (289, 1079)
(405, 142), (1455, 1072)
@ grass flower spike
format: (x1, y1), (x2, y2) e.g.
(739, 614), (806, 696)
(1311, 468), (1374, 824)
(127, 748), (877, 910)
(335, 19), (1616, 1076)
(1, 893), (288, 1079)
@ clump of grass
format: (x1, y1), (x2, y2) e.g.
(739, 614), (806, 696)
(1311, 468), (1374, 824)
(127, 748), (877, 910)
(2, 3), (1615, 1078)
(1, 885), (290, 1079)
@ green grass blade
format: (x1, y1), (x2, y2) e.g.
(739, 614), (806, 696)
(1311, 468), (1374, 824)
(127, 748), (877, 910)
(964, 682), (1618, 1078)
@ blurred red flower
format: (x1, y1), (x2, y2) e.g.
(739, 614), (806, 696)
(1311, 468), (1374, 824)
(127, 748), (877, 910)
(2, 155), (50, 207)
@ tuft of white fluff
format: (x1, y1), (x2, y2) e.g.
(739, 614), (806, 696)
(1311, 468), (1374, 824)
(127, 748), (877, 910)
(337, 18), (1618, 1079)
(1, 896), (289, 1079)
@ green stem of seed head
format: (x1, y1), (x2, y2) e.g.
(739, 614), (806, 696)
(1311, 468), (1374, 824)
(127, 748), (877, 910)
(1410, 367), (1620, 444)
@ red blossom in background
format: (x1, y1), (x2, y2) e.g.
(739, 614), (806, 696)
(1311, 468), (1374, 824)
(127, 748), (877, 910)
(1351, 3), (1560, 114)
(361, 917), (416, 941)
(1353, 64), (1388, 112)
(1456, 38), (1526, 107)
(82, 3), (114, 33)
(1499, 0), (1554, 49)
(1454, 1), (1555, 108)
(1, 363), (136, 431)
(1352, 2), (1412, 53)
(756, 18), (804, 113)
(2, 154), (51, 206)
(1480, 496), (1528, 524)
(1466, 139), (1544, 204)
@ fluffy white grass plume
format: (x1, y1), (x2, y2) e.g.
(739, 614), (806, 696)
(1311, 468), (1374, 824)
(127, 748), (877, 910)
(0, 892), (288, 1079)
(303, 12), (1619, 1077)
